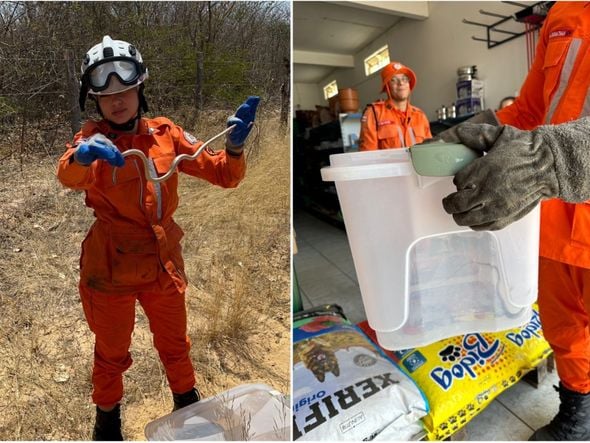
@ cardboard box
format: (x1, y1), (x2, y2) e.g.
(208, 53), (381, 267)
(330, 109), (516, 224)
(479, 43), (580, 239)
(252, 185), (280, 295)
(456, 97), (482, 117)
(456, 79), (484, 100)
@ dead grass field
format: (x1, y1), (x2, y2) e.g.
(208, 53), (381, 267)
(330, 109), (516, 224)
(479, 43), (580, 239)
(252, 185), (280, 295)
(0, 110), (290, 440)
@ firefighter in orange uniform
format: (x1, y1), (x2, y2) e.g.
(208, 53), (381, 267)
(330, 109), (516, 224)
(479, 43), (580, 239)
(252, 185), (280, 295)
(57, 36), (259, 440)
(359, 61), (432, 150)
(431, 3), (590, 440)
(496, 5), (590, 440)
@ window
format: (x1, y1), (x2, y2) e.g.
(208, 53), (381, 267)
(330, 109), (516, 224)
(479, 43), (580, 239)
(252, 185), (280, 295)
(364, 45), (390, 76)
(323, 80), (338, 100)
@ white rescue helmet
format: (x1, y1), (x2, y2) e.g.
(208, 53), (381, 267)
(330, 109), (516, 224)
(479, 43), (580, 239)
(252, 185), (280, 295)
(79, 35), (149, 110)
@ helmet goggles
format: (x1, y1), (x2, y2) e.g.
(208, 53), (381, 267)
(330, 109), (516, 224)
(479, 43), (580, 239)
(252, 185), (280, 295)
(83, 56), (145, 94)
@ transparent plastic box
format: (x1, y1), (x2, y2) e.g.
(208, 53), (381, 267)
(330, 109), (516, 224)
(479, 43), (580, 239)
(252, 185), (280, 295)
(144, 383), (290, 441)
(321, 149), (540, 350)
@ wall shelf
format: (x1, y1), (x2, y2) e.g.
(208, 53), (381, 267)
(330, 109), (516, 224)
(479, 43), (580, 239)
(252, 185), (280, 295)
(463, 1), (554, 49)
(293, 120), (345, 228)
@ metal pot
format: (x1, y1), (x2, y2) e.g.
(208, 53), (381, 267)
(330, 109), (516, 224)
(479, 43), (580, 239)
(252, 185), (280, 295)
(457, 65), (478, 80)
(457, 65), (477, 76)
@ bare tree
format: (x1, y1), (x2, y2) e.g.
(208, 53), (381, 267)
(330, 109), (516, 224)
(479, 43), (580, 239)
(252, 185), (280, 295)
(0, 1), (290, 145)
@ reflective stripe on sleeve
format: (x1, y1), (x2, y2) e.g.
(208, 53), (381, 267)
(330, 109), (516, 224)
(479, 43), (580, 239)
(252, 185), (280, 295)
(545, 38), (582, 124)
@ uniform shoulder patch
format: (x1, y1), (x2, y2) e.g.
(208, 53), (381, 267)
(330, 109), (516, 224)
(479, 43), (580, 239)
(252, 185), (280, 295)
(183, 130), (198, 145)
(549, 29), (572, 39)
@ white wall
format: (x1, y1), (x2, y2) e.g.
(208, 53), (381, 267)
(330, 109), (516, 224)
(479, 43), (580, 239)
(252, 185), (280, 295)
(294, 82), (324, 111)
(297, 1), (531, 120)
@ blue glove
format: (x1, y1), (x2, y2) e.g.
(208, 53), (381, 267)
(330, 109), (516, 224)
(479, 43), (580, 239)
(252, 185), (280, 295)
(74, 133), (124, 167)
(226, 96), (260, 149)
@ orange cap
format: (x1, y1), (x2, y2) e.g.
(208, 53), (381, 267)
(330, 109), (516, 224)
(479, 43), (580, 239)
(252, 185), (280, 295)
(380, 61), (417, 92)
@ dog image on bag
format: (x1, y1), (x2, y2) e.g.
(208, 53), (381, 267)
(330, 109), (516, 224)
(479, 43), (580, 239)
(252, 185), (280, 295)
(295, 337), (341, 383)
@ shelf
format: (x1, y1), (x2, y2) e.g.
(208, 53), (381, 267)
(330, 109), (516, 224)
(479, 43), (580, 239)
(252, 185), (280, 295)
(462, 1), (554, 49)
(294, 119), (346, 228)
(429, 114), (475, 137)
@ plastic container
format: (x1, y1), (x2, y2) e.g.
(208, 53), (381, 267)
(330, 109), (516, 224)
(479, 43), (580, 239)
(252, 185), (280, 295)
(321, 149), (540, 350)
(144, 383), (290, 441)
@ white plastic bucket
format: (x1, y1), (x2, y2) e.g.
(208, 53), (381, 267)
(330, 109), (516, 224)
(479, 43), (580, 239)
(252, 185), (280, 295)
(321, 149), (540, 350)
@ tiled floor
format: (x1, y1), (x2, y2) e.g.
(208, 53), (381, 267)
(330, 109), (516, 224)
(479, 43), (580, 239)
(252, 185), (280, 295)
(293, 208), (560, 441)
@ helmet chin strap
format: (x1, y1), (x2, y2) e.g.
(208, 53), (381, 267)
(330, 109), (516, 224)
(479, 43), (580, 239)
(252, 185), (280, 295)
(106, 111), (141, 132)
(385, 83), (393, 101)
(93, 85), (148, 132)
(94, 99), (139, 132)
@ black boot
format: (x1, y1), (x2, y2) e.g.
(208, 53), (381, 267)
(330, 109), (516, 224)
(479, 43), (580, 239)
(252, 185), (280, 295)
(92, 404), (123, 441)
(172, 387), (201, 412)
(530, 383), (590, 441)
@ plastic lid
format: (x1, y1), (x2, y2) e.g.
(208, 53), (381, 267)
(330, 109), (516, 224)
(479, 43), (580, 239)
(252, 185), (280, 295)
(321, 160), (413, 182)
(329, 148), (409, 167)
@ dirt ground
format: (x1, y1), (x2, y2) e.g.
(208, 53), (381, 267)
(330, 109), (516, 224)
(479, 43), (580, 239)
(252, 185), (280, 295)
(0, 114), (290, 440)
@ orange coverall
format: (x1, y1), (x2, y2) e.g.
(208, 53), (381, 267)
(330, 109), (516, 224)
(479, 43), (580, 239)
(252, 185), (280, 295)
(359, 101), (432, 150)
(57, 117), (245, 406)
(496, 2), (590, 393)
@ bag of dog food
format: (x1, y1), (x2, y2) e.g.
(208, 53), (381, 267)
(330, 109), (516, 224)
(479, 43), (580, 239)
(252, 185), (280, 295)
(293, 307), (428, 441)
(359, 304), (551, 440)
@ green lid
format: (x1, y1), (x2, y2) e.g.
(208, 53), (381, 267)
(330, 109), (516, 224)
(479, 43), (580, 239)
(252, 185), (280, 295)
(410, 142), (482, 177)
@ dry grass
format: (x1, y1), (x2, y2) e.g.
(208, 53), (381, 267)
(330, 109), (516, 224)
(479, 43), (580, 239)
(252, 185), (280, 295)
(0, 111), (290, 440)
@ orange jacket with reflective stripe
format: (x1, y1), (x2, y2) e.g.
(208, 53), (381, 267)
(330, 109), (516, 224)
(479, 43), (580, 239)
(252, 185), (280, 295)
(496, 2), (590, 269)
(57, 117), (246, 293)
(359, 101), (432, 150)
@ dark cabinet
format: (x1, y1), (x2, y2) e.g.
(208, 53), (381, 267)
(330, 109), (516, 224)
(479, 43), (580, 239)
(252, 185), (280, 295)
(293, 120), (344, 226)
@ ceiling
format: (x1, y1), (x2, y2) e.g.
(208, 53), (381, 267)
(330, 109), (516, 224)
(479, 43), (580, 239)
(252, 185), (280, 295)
(293, 1), (429, 83)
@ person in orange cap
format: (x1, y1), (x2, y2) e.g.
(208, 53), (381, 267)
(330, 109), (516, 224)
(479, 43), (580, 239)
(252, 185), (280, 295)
(56, 35), (259, 440)
(359, 61), (432, 150)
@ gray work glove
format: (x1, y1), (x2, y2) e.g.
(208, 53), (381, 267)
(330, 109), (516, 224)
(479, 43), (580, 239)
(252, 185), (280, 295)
(442, 117), (590, 230)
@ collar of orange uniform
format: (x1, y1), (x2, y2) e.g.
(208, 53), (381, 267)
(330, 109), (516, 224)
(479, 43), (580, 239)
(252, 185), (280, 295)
(97, 118), (153, 140)
(137, 118), (151, 135)
(386, 98), (411, 119)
